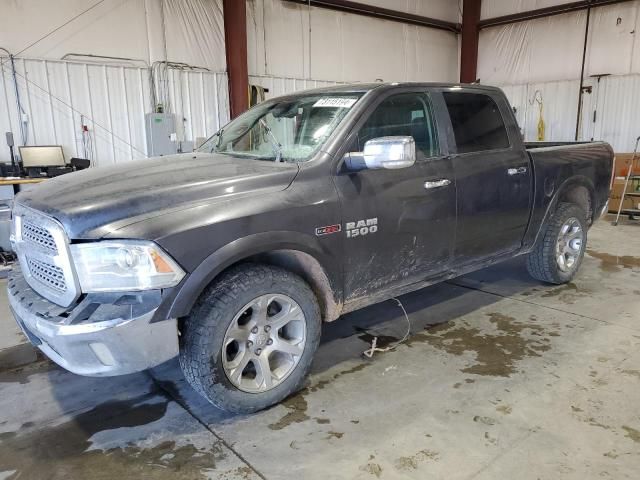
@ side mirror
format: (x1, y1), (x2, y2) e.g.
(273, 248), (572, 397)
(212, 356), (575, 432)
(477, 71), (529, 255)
(344, 136), (416, 171)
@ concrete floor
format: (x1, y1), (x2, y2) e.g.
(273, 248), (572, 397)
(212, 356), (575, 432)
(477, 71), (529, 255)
(0, 279), (22, 352)
(1, 216), (639, 479)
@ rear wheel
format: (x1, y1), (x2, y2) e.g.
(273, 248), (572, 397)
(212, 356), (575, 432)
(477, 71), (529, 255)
(526, 202), (587, 284)
(179, 263), (321, 413)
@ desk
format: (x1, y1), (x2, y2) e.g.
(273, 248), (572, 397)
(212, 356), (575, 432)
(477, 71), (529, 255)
(0, 177), (47, 193)
(0, 178), (46, 185)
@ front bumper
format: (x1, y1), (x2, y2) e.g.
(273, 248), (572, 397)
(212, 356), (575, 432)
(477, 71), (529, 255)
(7, 266), (178, 377)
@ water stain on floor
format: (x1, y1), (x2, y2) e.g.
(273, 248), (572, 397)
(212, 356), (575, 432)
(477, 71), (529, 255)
(587, 249), (640, 273)
(0, 391), (226, 479)
(355, 327), (400, 350)
(267, 394), (310, 431)
(622, 426), (640, 443)
(359, 457), (383, 478)
(267, 362), (370, 430)
(541, 282), (579, 298)
(267, 311), (558, 429)
(394, 449), (439, 471)
(410, 312), (555, 377)
(0, 361), (55, 384)
(539, 283), (591, 304)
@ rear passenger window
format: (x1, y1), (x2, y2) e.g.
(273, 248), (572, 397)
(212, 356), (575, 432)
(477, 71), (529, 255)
(358, 93), (439, 158)
(443, 92), (510, 154)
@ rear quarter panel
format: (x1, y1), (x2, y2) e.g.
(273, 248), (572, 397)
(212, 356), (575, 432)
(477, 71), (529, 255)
(523, 141), (614, 249)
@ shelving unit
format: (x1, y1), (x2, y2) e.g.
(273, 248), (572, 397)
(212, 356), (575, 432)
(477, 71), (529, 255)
(614, 136), (640, 225)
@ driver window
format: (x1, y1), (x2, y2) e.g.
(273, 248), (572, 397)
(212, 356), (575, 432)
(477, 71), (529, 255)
(357, 93), (439, 158)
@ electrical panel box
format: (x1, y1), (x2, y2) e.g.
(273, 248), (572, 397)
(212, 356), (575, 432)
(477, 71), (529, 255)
(178, 141), (194, 153)
(145, 113), (178, 156)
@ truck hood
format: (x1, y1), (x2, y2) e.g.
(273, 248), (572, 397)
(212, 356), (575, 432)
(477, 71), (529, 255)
(16, 153), (299, 239)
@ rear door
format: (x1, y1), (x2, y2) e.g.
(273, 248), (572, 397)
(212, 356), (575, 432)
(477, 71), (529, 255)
(333, 90), (456, 302)
(441, 89), (532, 264)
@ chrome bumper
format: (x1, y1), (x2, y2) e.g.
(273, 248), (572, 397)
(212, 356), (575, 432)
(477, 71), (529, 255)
(7, 266), (178, 377)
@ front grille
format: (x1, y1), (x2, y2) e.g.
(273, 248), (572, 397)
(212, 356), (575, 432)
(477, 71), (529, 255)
(26, 258), (67, 293)
(22, 219), (58, 253)
(12, 203), (79, 307)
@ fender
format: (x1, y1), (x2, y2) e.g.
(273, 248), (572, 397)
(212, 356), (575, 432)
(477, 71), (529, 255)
(154, 231), (343, 322)
(523, 174), (595, 251)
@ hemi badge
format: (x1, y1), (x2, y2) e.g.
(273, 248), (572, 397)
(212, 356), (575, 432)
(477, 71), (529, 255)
(316, 224), (341, 236)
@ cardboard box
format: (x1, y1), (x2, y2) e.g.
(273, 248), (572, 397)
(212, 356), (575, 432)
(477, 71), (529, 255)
(613, 153), (640, 177)
(609, 177), (640, 213)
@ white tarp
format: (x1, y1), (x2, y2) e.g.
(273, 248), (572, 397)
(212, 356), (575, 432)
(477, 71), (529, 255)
(0, 0), (227, 71)
(481, 0), (579, 20)
(162, 0), (226, 70)
(478, 2), (640, 85)
(247, 0), (460, 83)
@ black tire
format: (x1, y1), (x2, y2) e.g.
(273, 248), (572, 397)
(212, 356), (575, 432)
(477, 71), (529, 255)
(526, 202), (588, 284)
(179, 263), (321, 413)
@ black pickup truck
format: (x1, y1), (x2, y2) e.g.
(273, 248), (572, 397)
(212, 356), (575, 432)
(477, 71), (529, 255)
(9, 83), (613, 413)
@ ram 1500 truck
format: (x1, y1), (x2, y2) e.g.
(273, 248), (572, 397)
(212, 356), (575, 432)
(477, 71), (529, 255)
(8, 83), (613, 413)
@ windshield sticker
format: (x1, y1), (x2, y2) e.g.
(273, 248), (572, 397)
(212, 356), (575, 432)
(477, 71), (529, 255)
(313, 98), (358, 108)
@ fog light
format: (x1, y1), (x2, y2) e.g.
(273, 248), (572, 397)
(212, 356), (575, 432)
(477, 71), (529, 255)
(90, 342), (115, 366)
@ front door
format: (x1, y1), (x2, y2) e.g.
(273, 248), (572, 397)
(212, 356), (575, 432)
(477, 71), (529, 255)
(333, 91), (456, 302)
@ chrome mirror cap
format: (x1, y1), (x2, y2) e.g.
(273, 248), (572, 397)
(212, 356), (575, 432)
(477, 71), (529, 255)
(344, 136), (417, 171)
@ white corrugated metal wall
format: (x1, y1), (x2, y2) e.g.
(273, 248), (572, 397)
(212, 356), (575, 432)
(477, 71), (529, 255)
(248, 74), (346, 99)
(0, 57), (229, 165)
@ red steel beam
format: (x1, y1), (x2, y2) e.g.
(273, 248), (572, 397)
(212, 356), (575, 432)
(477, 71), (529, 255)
(284, 0), (460, 33)
(460, 0), (481, 83)
(479, 0), (633, 29)
(223, 0), (249, 118)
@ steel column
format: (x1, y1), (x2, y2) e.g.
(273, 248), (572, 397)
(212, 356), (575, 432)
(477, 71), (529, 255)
(223, 0), (249, 118)
(460, 0), (481, 83)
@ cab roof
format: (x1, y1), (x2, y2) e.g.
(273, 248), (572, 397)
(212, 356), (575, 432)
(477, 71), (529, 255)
(283, 82), (503, 96)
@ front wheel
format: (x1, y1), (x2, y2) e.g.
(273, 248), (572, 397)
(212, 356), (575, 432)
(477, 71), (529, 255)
(179, 264), (321, 413)
(526, 202), (588, 284)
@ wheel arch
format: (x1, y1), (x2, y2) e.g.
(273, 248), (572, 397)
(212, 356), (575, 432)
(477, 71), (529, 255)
(556, 178), (594, 223)
(526, 174), (595, 252)
(164, 232), (343, 323)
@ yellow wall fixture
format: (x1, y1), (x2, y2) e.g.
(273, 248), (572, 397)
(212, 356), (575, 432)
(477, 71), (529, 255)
(530, 90), (545, 141)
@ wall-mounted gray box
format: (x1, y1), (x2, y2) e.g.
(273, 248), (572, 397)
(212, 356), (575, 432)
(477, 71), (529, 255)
(145, 113), (178, 156)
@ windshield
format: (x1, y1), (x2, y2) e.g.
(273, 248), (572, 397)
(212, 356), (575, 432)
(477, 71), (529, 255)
(198, 93), (363, 162)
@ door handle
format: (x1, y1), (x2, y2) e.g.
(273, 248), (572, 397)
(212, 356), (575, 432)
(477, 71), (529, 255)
(424, 179), (451, 189)
(507, 167), (528, 176)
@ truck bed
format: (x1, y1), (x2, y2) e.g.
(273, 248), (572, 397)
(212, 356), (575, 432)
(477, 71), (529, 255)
(524, 141), (594, 150)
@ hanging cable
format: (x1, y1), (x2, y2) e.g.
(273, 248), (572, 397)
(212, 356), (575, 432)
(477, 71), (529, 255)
(9, 55), (28, 146)
(362, 298), (412, 358)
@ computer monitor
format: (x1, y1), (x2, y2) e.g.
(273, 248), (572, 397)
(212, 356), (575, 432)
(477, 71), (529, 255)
(19, 146), (66, 168)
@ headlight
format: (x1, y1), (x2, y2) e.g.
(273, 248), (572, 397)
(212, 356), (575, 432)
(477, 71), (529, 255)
(70, 240), (185, 292)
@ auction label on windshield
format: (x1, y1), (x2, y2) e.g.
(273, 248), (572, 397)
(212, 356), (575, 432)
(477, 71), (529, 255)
(313, 98), (357, 108)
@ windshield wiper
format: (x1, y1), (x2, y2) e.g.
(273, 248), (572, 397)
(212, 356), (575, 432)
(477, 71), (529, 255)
(208, 129), (223, 153)
(259, 119), (283, 162)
